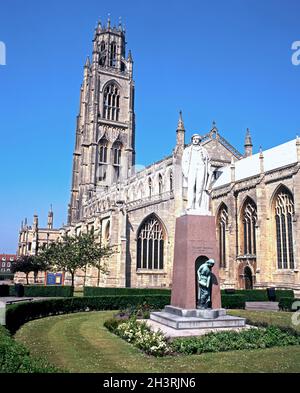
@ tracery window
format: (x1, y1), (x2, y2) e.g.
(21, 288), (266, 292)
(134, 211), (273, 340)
(148, 178), (152, 197)
(112, 141), (122, 181)
(275, 189), (294, 269)
(137, 215), (164, 270)
(112, 142), (122, 166)
(110, 42), (117, 67)
(98, 139), (108, 182)
(158, 174), (163, 195)
(103, 84), (120, 121)
(217, 205), (228, 268)
(99, 141), (108, 164)
(99, 41), (106, 66)
(169, 171), (173, 191)
(241, 199), (257, 256)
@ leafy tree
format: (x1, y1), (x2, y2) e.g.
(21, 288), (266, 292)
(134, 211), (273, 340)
(11, 256), (34, 285)
(11, 255), (50, 285)
(40, 232), (114, 287)
(32, 254), (51, 283)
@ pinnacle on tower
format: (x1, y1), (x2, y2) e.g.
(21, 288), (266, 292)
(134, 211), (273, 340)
(244, 128), (253, 157)
(245, 128), (252, 146)
(85, 56), (90, 68)
(176, 111), (185, 148)
(259, 146), (264, 173)
(177, 110), (185, 131)
(211, 120), (218, 131)
(127, 50), (133, 62)
(48, 206), (54, 229)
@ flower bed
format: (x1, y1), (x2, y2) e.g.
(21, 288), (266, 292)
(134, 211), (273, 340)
(104, 317), (300, 357)
(105, 317), (172, 356)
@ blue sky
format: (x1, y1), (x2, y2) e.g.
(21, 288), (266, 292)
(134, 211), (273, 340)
(0, 0), (299, 253)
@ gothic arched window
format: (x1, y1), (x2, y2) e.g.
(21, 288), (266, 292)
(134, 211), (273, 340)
(275, 188), (294, 269)
(98, 138), (108, 182)
(158, 174), (163, 195)
(103, 84), (120, 121)
(217, 204), (228, 268)
(112, 141), (122, 181)
(104, 221), (110, 243)
(99, 140), (108, 163)
(241, 198), (257, 256)
(110, 42), (117, 67)
(148, 178), (152, 197)
(137, 215), (165, 270)
(169, 171), (173, 191)
(112, 141), (122, 166)
(99, 41), (106, 66)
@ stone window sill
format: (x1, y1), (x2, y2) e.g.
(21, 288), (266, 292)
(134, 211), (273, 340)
(136, 269), (166, 275)
(273, 270), (297, 275)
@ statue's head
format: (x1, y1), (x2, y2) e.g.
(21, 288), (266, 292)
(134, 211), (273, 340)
(206, 259), (215, 268)
(191, 134), (202, 145)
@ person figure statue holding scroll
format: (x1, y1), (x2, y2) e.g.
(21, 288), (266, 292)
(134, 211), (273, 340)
(182, 134), (212, 214)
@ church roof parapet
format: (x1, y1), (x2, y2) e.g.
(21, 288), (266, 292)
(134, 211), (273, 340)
(212, 138), (299, 189)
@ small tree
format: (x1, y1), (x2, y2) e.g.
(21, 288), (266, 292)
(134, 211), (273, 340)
(11, 256), (34, 285)
(41, 232), (114, 287)
(32, 254), (51, 283)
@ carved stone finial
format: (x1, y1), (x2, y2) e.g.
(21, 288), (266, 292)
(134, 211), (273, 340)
(177, 110), (185, 131)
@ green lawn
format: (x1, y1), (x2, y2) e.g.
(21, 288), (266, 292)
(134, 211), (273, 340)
(228, 309), (300, 332)
(14, 310), (300, 373)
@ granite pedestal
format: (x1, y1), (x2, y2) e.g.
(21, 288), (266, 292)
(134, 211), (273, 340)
(149, 214), (246, 332)
(150, 305), (246, 330)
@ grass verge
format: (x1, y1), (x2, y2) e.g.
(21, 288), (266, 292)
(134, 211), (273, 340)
(15, 311), (300, 373)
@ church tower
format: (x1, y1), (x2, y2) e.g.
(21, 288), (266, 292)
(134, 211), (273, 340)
(69, 18), (135, 224)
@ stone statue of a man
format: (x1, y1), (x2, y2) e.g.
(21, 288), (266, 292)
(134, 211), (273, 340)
(182, 134), (212, 214)
(197, 259), (215, 309)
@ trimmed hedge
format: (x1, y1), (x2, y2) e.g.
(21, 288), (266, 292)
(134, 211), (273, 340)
(221, 294), (245, 309)
(0, 284), (10, 296)
(8, 285), (74, 298)
(5, 295), (171, 333)
(5, 293), (248, 333)
(278, 297), (300, 311)
(85, 287), (294, 302)
(0, 325), (60, 372)
(83, 287), (171, 297)
(221, 289), (294, 301)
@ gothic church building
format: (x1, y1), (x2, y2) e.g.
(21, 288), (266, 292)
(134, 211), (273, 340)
(18, 20), (300, 293)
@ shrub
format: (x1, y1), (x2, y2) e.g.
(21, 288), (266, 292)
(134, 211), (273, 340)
(221, 294), (245, 309)
(115, 302), (153, 320)
(9, 285), (74, 298)
(171, 326), (300, 355)
(278, 297), (300, 311)
(103, 318), (124, 333)
(84, 287), (171, 297)
(5, 295), (171, 333)
(0, 325), (60, 373)
(115, 318), (171, 356)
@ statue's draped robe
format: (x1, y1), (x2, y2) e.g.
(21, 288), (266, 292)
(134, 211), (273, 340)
(182, 145), (212, 212)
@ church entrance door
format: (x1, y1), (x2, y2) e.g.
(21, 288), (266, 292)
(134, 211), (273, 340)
(244, 266), (253, 290)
